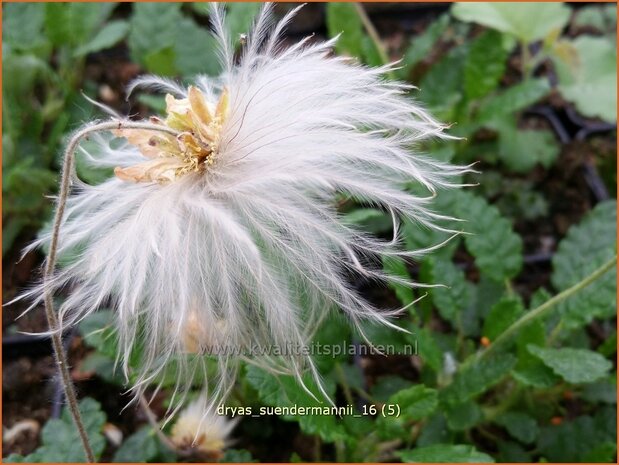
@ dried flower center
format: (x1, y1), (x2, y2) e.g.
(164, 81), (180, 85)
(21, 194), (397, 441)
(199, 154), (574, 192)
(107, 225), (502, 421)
(114, 86), (229, 184)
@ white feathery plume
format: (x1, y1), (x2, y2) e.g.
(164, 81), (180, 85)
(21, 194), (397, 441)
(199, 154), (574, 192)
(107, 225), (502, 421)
(15, 4), (473, 416)
(170, 397), (238, 459)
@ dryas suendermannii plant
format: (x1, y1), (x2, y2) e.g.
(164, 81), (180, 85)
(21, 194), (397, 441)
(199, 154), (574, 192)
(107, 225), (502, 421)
(14, 4), (474, 459)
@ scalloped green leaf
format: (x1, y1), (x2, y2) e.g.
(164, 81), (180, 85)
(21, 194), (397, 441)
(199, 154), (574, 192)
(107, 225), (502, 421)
(419, 44), (467, 120)
(464, 30), (508, 101)
(128, 3), (182, 72)
(477, 78), (550, 123)
(421, 257), (474, 321)
(174, 18), (220, 77)
(497, 123), (560, 172)
(451, 3), (570, 43)
(440, 354), (516, 405)
(3, 3), (47, 53)
(382, 255), (415, 305)
(551, 200), (617, 328)
(245, 365), (346, 442)
(397, 14), (450, 79)
(495, 412), (539, 444)
(113, 427), (159, 462)
(398, 444), (494, 463)
(376, 385), (438, 439)
(537, 407), (616, 462)
(528, 346), (612, 384)
(74, 20), (128, 58)
(457, 192), (523, 280)
(482, 296), (524, 341)
(11, 398), (107, 462)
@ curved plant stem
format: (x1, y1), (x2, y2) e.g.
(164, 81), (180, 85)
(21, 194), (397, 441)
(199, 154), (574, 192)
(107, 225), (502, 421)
(138, 395), (183, 454)
(353, 3), (393, 74)
(43, 121), (180, 463)
(481, 254), (617, 359)
(334, 362), (355, 406)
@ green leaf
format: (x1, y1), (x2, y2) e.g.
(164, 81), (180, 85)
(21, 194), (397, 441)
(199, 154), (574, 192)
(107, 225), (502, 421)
(496, 122), (559, 172)
(344, 208), (393, 234)
(174, 18), (220, 77)
(537, 407), (616, 462)
(528, 346), (612, 384)
(245, 365), (345, 442)
(326, 3), (364, 59)
(391, 385), (439, 421)
(397, 14), (450, 79)
(143, 46), (177, 77)
(3, 3), (47, 53)
(419, 44), (467, 120)
(598, 331), (617, 357)
(477, 78), (550, 123)
(440, 354), (516, 405)
(382, 256), (415, 305)
(221, 449), (256, 463)
(445, 400), (482, 431)
(482, 296), (524, 341)
(497, 440), (531, 462)
(225, 3), (262, 43)
(45, 3), (117, 47)
(495, 412), (539, 444)
(19, 398), (107, 462)
(512, 316), (557, 388)
(581, 379), (617, 404)
(421, 257), (473, 321)
(574, 5), (617, 32)
(415, 327), (443, 373)
(554, 36), (617, 122)
(583, 442), (618, 463)
(456, 192), (523, 281)
(370, 375), (413, 402)
(79, 310), (118, 358)
(74, 20), (128, 57)
(4, 454), (27, 463)
(128, 3), (182, 72)
(417, 414), (453, 447)
(312, 314), (351, 371)
(451, 3), (570, 43)
(551, 200), (617, 328)
(80, 352), (123, 385)
(357, 319), (413, 354)
(398, 444), (494, 463)
(376, 385), (438, 439)
(464, 30), (508, 101)
(113, 427), (159, 462)
(401, 189), (462, 261)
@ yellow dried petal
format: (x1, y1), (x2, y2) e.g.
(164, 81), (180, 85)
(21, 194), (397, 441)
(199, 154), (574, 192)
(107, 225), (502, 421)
(114, 129), (178, 159)
(188, 86), (213, 125)
(114, 158), (184, 184)
(215, 88), (229, 122)
(165, 94), (193, 131)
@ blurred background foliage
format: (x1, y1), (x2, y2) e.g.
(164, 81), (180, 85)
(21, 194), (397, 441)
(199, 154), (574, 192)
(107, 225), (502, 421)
(2, 2), (617, 463)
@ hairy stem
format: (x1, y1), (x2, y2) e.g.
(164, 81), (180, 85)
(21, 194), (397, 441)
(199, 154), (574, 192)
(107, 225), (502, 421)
(482, 254), (617, 359)
(43, 120), (180, 463)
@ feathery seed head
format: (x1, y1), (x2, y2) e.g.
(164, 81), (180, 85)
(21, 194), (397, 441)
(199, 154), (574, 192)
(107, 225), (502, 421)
(170, 399), (236, 460)
(18, 3), (474, 417)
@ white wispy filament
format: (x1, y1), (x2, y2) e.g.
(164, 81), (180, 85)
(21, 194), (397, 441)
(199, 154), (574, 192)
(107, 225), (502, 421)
(18, 4), (472, 415)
